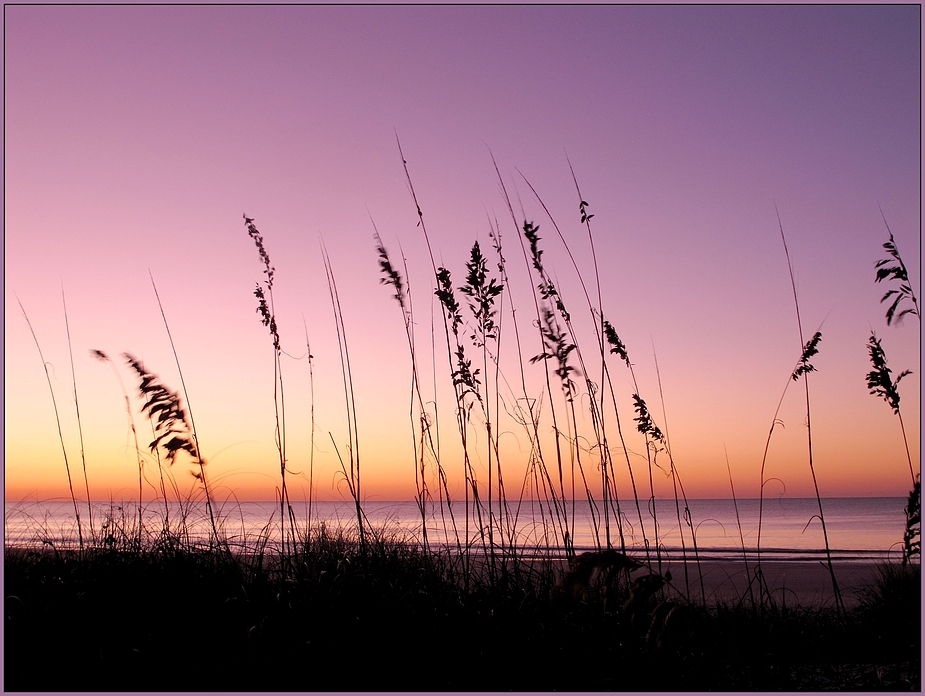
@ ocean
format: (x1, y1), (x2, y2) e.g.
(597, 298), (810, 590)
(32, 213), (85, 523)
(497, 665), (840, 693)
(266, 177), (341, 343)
(4, 496), (910, 564)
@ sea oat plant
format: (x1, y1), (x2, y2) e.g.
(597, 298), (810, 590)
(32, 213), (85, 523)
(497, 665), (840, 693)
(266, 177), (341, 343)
(874, 209), (920, 326)
(519, 219), (591, 556)
(519, 175), (633, 553)
(147, 272), (222, 550)
(567, 167), (629, 554)
(773, 209), (842, 613)
(398, 136), (494, 580)
(630, 391), (666, 574)
(90, 348), (158, 543)
(376, 230), (462, 559)
(485, 206), (565, 559)
(459, 239), (507, 571)
(868, 219), (920, 563)
(754, 329), (821, 601)
(519, 173), (672, 563)
(435, 262), (491, 566)
(491, 161), (569, 555)
(123, 353), (219, 545)
(243, 215), (294, 557)
(902, 479), (921, 564)
(550, 171), (696, 573)
(530, 300), (603, 554)
(866, 333), (915, 486)
(601, 316), (653, 562)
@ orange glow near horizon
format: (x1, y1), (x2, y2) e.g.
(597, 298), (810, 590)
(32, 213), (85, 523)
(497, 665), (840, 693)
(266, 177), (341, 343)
(5, 392), (918, 503)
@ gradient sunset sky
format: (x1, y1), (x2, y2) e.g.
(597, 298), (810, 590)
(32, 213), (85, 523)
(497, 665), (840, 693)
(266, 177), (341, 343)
(5, 5), (920, 506)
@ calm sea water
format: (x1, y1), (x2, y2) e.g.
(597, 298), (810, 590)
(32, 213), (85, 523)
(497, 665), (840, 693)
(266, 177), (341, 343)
(4, 496), (910, 563)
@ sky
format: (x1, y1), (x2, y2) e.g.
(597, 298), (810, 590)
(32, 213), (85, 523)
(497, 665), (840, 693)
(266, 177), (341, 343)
(4, 5), (921, 507)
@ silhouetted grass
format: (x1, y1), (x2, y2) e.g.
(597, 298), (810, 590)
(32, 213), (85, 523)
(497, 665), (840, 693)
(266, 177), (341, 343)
(875, 208), (919, 325)
(764, 210), (842, 613)
(868, 222), (920, 567)
(244, 215), (295, 557)
(16, 297), (85, 549)
(4, 526), (919, 691)
(7, 148), (919, 691)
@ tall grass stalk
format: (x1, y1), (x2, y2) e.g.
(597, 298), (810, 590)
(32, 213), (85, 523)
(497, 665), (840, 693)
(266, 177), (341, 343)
(600, 316), (649, 561)
(460, 238), (505, 573)
(518, 176), (608, 551)
(525, 169), (639, 543)
(653, 347), (705, 604)
(398, 135), (487, 579)
(302, 317), (316, 534)
(322, 244), (365, 551)
(521, 171), (653, 557)
(754, 333), (819, 597)
(425, 285), (463, 557)
(486, 218), (525, 560)
(377, 229), (463, 560)
(492, 157), (569, 555)
(567, 160), (625, 553)
(518, 217), (591, 555)
(62, 288), (94, 535)
(725, 447), (756, 608)
(375, 229), (431, 554)
(630, 388), (665, 574)
(405, 251), (462, 559)
(147, 273), (219, 545)
(775, 210), (842, 614)
(530, 300), (600, 552)
(17, 296), (84, 549)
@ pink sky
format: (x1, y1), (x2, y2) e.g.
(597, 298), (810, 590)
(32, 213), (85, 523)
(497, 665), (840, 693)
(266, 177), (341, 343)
(5, 5), (920, 505)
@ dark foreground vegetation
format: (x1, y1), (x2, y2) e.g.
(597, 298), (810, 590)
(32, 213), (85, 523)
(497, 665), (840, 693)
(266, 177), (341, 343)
(4, 529), (920, 692)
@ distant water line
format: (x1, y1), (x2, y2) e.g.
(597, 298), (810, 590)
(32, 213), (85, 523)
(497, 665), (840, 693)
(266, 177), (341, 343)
(4, 497), (909, 564)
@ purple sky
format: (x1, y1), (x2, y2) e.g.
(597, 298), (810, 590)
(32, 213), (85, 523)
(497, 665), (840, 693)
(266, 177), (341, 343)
(5, 5), (920, 504)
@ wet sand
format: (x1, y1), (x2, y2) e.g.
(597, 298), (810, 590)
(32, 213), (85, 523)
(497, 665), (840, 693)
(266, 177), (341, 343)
(660, 558), (890, 608)
(463, 547), (904, 610)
